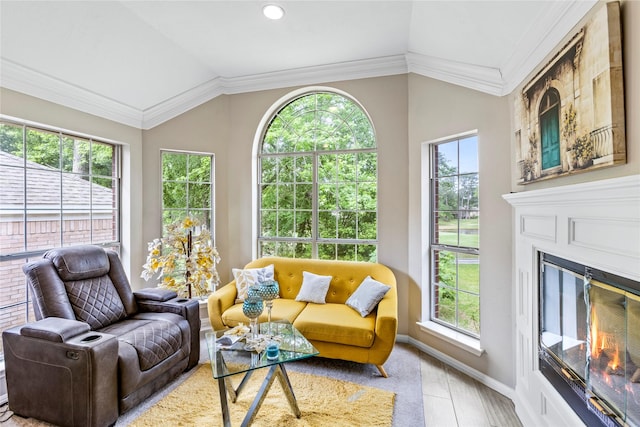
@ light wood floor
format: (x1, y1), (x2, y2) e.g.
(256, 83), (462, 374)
(420, 352), (523, 427)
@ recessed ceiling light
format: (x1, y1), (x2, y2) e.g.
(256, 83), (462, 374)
(263, 4), (285, 20)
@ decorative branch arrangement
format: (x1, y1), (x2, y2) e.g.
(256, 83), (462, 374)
(142, 217), (220, 298)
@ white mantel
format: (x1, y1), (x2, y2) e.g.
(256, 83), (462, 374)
(503, 175), (640, 426)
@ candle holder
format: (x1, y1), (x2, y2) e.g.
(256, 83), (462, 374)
(258, 280), (279, 336)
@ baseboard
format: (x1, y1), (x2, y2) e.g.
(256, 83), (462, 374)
(398, 334), (516, 401)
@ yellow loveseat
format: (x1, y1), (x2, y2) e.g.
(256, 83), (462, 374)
(208, 256), (398, 377)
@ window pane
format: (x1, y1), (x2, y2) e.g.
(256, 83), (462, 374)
(92, 141), (114, 177)
(337, 212), (356, 239)
(162, 153), (187, 181)
(434, 212), (458, 246)
(188, 155), (211, 182)
(163, 181), (187, 208)
(295, 210), (312, 238)
(262, 184), (276, 209)
(459, 291), (480, 334)
(277, 210), (294, 237)
(337, 244), (356, 261)
(279, 157), (294, 183)
(459, 136), (478, 174)
(295, 184), (312, 210)
(26, 128), (60, 169)
(188, 183), (211, 208)
(338, 184), (356, 210)
(318, 154), (337, 183)
(357, 212), (376, 240)
(318, 184), (337, 210)
(357, 245), (377, 262)
(295, 156), (313, 183)
(260, 210), (277, 237)
(436, 176), (458, 211)
(459, 215), (479, 249)
(61, 137), (90, 174)
(261, 157), (277, 183)
(435, 141), (458, 177)
(357, 152), (377, 182)
(0, 123), (24, 157)
(278, 184), (294, 209)
(318, 211), (337, 239)
(433, 284), (457, 326)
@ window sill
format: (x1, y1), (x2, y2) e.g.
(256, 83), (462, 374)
(417, 321), (485, 357)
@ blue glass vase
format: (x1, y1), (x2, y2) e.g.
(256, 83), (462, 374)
(243, 286), (263, 339)
(258, 280), (279, 336)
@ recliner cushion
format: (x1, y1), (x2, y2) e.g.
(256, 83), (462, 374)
(118, 320), (182, 371)
(46, 245), (110, 281)
(65, 276), (127, 330)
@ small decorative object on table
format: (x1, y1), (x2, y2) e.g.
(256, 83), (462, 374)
(242, 286), (264, 343)
(258, 280), (279, 336)
(266, 340), (280, 361)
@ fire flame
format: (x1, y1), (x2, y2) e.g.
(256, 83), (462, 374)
(590, 308), (621, 372)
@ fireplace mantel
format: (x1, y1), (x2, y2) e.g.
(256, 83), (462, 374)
(503, 174), (640, 426)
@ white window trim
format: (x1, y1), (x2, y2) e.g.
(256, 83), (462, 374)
(420, 130), (483, 356)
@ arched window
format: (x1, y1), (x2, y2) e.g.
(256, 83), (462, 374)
(258, 91), (377, 261)
(539, 89), (561, 170)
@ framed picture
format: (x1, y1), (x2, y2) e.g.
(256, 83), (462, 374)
(513, 1), (626, 184)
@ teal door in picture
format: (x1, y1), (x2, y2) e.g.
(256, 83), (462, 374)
(540, 90), (561, 170)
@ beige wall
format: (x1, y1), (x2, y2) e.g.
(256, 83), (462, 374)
(407, 76), (514, 386)
(0, 88), (144, 277)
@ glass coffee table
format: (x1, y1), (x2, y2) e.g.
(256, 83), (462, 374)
(205, 321), (319, 427)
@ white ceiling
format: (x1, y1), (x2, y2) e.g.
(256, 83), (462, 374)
(0, 0), (597, 129)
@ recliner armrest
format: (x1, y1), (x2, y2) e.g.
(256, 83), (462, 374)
(134, 287), (178, 302)
(21, 317), (90, 342)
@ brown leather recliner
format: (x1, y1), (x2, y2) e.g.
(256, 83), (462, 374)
(2, 245), (201, 427)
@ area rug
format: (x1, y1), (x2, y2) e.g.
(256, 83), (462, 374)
(129, 362), (395, 427)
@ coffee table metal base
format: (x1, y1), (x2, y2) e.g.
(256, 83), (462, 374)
(218, 363), (301, 427)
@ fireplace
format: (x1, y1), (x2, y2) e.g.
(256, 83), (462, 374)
(539, 253), (640, 426)
(503, 175), (640, 427)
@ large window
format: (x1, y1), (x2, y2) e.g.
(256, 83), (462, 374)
(0, 117), (121, 356)
(430, 134), (480, 336)
(258, 91), (377, 261)
(161, 151), (214, 235)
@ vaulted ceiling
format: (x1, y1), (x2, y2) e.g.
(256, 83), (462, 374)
(0, 1), (597, 129)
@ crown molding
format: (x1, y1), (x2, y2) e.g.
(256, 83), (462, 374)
(500, 0), (598, 95)
(142, 77), (226, 130)
(221, 54), (408, 95)
(142, 55), (408, 129)
(0, 59), (143, 128)
(406, 53), (504, 96)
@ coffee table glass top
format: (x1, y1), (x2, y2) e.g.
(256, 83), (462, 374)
(206, 321), (319, 379)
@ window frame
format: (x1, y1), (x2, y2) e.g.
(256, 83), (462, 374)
(419, 130), (483, 355)
(256, 89), (378, 261)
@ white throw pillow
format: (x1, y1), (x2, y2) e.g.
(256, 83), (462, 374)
(346, 276), (391, 317)
(295, 271), (332, 304)
(232, 264), (275, 302)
